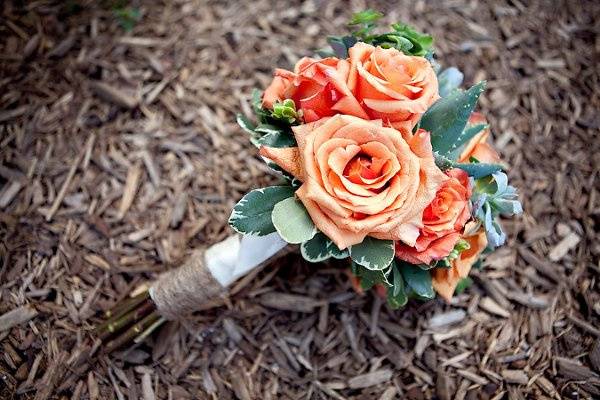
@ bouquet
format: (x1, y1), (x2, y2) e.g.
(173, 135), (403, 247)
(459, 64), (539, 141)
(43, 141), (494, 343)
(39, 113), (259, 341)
(229, 10), (522, 308)
(96, 10), (521, 352)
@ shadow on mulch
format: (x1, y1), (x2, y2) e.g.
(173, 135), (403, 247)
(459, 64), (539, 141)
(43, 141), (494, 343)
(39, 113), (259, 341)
(1, 0), (599, 399)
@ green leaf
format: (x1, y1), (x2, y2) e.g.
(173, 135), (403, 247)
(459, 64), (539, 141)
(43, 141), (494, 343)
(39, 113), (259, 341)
(400, 262), (435, 299)
(454, 161), (503, 179)
(252, 89), (269, 122)
(236, 114), (256, 136)
(351, 261), (391, 291)
(389, 23), (433, 56)
(229, 186), (295, 235)
(420, 81), (486, 156)
(255, 125), (297, 148)
(447, 123), (488, 159)
(301, 232), (349, 263)
(349, 9), (384, 26)
(301, 232), (330, 262)
(349, 237), (395, 271)
(272, 197), (317, 244)
(387, 262), (408, 309)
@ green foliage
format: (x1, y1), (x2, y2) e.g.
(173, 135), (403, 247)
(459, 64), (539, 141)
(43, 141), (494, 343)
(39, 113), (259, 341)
(272, 197), (317, 244)
(229, 186), (295, 236)
(421, 81), (487, 156)
(349, 237), (395, 271)
(434, 152), (503, 179)
(351, 261), (391, 290)
(301, 232), (349, 262)
(271, 99), (298, 124)
(387, 262), (408, 309)
(348, 9), (384, 39)
(325, 10), (434, 58)
(437, 239), (471, 268)
(400, 262), (435, 299)
(237, 90), (297, 148)
(113, 6), (140, 31)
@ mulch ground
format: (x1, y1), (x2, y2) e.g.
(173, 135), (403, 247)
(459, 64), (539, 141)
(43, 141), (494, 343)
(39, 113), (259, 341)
(1, 0), (599, 399)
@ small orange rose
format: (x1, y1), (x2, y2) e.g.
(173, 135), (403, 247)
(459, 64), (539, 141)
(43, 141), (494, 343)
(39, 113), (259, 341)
(259, 115), (447, 250)
(458, 112), (501, 164)
(347, 43), (439, 135)
(395, 168), (471, 265)
(432, 226), (488, 302)
(263, 57), (368, 123)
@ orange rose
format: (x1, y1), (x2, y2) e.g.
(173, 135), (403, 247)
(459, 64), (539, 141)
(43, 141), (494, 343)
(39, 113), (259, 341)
(259, 115), (447, 250)
(347, 43), (439, 135)
(458, 113), (501, 164)
(432, 226), (487, 302)
(263, 57), (368, 123)
(395, 168), (471, 265)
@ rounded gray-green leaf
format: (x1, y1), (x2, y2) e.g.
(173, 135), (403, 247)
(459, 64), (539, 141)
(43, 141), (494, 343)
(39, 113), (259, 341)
(229, 186), (295, 236)
(272, 197), (317, 244)
(349, 237), (395, 271)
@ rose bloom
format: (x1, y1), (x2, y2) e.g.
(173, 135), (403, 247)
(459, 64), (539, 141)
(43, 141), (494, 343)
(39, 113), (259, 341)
(262, 43), (439, 137)
(459, 112), (501, 164)
(263, 57), (369, 123)
(347, 43), (439, 134)
(432, 225), (488, 302)
(395, 168), (471, 265)
(259, 115), (447, 250)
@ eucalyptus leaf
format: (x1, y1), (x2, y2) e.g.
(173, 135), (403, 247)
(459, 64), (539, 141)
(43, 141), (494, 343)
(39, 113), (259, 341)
(421, 81), (486, 156)
(229, 186), (295, 236)
(437, 67), (464, 97)
(349, 237), (395, 271)
(272, 197), (317, 244)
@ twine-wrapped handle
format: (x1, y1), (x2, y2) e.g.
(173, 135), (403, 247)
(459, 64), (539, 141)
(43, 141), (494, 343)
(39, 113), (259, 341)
(149, 249), (224, 321)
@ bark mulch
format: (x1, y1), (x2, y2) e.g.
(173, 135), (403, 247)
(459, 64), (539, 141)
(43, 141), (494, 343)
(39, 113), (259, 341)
(1, 0), (599, 399)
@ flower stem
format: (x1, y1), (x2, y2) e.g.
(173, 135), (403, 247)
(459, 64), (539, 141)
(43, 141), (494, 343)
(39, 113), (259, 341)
(103, 310), (161, 353)
(98, 298), (155, 341)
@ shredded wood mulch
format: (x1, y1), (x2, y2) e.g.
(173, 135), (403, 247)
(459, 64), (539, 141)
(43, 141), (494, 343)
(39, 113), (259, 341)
(1, 0), (599, 399)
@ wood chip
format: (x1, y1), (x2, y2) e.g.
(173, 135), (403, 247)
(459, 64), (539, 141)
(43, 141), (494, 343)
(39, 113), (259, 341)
(90, 81), (139, 109)
(347, 369), (393, 389)
(258, 292), (322, 313)
(548, 232), (580, 261)
(0, 305), (38, 332)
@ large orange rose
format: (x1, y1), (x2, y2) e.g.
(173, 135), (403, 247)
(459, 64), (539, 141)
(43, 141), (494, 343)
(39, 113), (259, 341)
(432, 226), (488, 302)
(259, 115), (447, 250)
(347, 43), (439, 134)
(458, 112), (501, 164)
(262, 57), (368, 123)
(395, 168), (471, 265)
